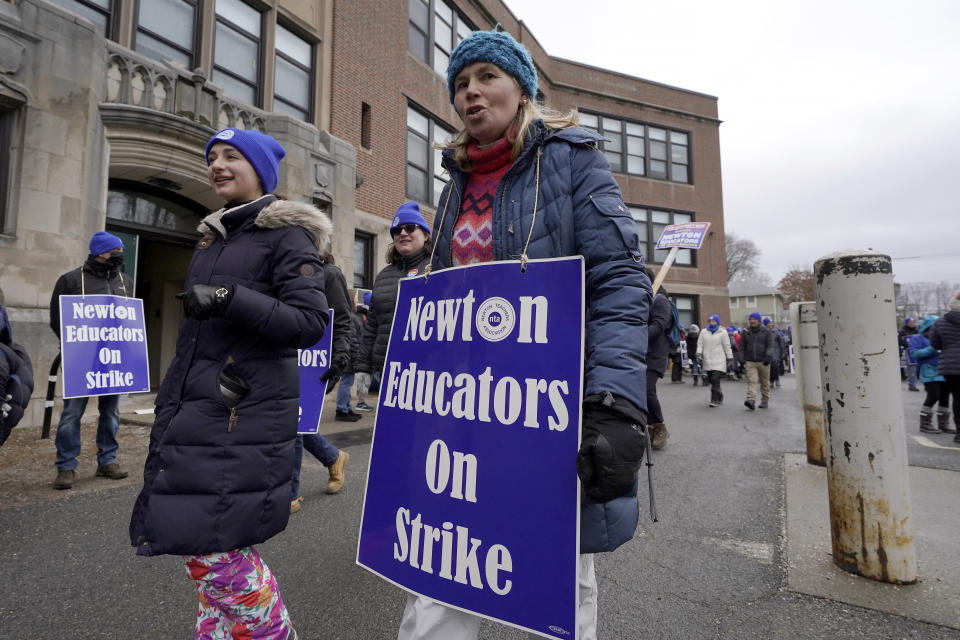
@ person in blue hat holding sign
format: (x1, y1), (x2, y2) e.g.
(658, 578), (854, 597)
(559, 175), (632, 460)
(49, 230), (133, 489)
(395, 27), (652, 640)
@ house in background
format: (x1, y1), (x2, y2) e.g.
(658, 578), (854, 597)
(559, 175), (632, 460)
(728, 281), (785, 327)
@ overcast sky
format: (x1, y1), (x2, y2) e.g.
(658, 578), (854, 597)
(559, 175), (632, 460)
(504, 0), (960, 285)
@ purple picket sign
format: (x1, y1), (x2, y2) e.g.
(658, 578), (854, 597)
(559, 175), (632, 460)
(357, 257), (585, 639)
(59, 294), (150, 399)
(298, 309), (334, 434)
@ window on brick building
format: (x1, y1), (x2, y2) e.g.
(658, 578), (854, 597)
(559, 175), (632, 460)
(273, 23), (313, 121)
(48, 0), (113, 37)
(671, 295), (698, 329)
(406, 104), (454, 207)
(408, 0), (474, 77)
(629, 206), (695, 266)
(579, 111), (691, 184)
(213, 0), (263, 106)
(354, 232), (375, 289)
(360, 102), (372, 150)
(135, 0), (199, 68)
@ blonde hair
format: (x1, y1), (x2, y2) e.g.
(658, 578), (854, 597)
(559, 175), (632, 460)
(444, 99), (580, 173)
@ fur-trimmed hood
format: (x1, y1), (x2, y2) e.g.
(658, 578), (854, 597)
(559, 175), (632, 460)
(199, 196), (333, 255)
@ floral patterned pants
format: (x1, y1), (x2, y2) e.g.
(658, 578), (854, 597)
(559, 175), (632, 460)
(184, 547), (294, 640)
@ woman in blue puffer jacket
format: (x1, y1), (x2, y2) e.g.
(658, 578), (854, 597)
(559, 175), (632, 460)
(396, 29), (652, 640)
(909, 315), (952, 434)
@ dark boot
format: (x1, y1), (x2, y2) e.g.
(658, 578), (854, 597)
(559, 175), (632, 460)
(649, 422), (668, 449)
(693, 376), (699, 386)
(709, 389), (719, 408)
(938, 408), (956, 433)
(920, 408), (939, 433)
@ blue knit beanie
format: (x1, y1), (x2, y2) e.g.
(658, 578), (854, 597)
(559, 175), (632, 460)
(446, 29), (538, 105)
(391, 202), (431, 236)
(89, 231), (124, 255)
(749, 312), (763, 323)
(762, 317), (771, 326)
(205, 128), (286, 194)
(709, 314), (721, 325)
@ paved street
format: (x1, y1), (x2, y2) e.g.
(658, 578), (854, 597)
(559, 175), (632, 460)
(1, 373), (958, 639)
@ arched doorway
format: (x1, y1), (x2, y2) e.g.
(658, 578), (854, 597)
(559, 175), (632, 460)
(105, 180), (207, 387)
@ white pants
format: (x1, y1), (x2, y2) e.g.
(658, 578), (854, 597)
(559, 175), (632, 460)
(397, 553), (598, 640)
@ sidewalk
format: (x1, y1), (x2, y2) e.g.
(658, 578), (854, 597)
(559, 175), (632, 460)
(785, 454), (960, 629)
(0, 387), (376, 510)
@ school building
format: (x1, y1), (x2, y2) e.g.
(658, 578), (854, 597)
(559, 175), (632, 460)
(0, 0), (727, 427)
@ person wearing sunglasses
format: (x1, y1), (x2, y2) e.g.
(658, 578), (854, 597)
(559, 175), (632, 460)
(354, 203), (432, 402)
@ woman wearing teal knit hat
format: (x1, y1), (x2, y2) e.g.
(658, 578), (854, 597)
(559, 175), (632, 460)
(397, 27), (653, 640)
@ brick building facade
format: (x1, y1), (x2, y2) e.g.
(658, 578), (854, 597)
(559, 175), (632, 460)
(330, 0), (729, 328)
(0, 0), (726, 428)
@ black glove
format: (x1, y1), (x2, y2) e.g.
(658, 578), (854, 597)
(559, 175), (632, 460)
(320, 355), (348, 394)
(696, 356), (704, 368)
(762, 358), (771, 365)
(726, 358), (734, 370)
(577, 393), (647, 504)
(177, 284), (233, 320)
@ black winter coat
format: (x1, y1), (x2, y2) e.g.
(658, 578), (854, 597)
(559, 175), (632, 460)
(739, 325), (775, 363)
(931, 311), (960, 376)
(646, 293), (672, 376)
(356, 249), (430, 375)
(685, 331), (699, 360)
(322, 263), (353, 373)
(50, 256), (134, 338)
(130, 196), (331, 556)
(343, 312), (363, 376)
(0, 305), (34, 445)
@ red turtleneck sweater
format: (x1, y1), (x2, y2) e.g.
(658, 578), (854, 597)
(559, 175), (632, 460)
(451, 136), (514, 266)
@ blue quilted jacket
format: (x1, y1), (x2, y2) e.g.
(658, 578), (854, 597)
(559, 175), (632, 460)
(431, 120), (653, 553)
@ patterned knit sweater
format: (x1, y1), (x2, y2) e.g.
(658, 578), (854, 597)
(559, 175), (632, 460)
(451, 136), (514, 266)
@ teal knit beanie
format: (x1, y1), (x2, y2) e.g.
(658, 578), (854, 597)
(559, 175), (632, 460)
(446, 29), (538, 105)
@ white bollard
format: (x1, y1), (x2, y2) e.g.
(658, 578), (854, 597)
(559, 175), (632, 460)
(790, 301), (826, 466)
(814, 250), (916, 584)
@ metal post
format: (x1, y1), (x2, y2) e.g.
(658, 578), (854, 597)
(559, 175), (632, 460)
(40, 353), (61, 440)
(791, 301), (826, 465)
(814, 251), (916, 584)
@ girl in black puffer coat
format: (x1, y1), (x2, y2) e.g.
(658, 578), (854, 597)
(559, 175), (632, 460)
(129, 128), (329, 640)
(931, 289), (960, 441)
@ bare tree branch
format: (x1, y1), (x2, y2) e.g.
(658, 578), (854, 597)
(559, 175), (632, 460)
(725, 232), (761, 282)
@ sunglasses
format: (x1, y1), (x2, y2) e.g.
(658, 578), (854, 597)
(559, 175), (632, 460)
(391, 223), (421, 237)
